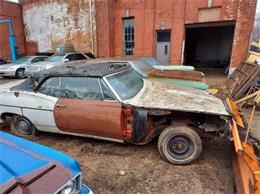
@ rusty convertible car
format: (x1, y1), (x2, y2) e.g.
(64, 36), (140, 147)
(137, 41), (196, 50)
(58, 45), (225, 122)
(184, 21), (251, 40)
(0, 62), (230, 165)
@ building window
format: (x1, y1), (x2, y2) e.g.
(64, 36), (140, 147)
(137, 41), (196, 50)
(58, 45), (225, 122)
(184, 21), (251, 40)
(123, 17), (134, 56)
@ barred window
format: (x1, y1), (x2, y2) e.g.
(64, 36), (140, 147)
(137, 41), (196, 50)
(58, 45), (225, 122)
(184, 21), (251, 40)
(123, 17), (134, 56)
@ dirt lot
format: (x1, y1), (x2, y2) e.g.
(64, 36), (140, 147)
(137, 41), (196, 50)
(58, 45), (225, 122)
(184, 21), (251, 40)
(0, 75), (259, 193)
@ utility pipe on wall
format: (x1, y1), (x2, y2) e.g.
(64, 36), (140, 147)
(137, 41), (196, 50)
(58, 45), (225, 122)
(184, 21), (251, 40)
(0, 19), (17, 62)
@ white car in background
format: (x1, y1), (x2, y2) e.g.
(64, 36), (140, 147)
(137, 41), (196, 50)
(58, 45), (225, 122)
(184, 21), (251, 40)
(25, 52), (95, 76)
(0, 56), (48, 79)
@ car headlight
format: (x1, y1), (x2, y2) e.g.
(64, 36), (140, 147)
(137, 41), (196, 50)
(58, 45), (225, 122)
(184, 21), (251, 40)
(57, 174), (81, 194)
(59, 181), (75, 194)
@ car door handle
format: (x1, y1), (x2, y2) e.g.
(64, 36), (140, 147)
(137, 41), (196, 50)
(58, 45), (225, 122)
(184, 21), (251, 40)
(56, 104), (66, 108)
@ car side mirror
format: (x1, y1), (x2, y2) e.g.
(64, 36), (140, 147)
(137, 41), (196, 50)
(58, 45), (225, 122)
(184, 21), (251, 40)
(64, 59), (69, 63)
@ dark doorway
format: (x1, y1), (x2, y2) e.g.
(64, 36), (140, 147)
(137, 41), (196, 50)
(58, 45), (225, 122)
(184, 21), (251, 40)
(156, 30), (171, 64)
(184, 24), (235, 73)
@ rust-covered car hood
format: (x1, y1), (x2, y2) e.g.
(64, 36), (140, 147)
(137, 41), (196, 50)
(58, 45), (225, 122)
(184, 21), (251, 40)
(126, 80), (229, 116)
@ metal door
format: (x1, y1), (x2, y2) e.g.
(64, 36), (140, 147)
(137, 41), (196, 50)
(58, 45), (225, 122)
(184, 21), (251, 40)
(156, 31), (171, 65)
(54, 99), (123, 140)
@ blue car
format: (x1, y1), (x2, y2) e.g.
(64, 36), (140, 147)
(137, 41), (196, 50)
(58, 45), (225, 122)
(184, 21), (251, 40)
(0, 131), (92, 194)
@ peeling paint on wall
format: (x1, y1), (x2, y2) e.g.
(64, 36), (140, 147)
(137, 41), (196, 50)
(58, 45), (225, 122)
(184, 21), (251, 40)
(22, 0), (96, 54)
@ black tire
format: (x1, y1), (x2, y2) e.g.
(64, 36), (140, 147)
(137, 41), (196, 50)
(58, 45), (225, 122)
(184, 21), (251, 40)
(15, 68), (25, 79)
(158, 125), (202, 165)
(10, 116), (38, 137)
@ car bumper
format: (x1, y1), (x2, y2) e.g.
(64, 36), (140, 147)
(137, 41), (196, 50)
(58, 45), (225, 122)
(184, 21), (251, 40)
(80, 184), (93, 194)
(0, 70), (16, 77)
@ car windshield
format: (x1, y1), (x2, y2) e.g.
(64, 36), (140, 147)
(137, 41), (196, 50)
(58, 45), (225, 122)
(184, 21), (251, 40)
(130, 59), (154, 77)
(14, 57), (30, 64)
(46, 54), (65, 62)
(105, 69), (143, 100)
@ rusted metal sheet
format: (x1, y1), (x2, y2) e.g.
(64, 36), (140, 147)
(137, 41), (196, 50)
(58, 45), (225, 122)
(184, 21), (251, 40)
(2, 164), (71, 194)
(21, 0), (96, 54)
(127, 80), (229, 116)
(148, 69), (205, 81)
(227, 61), (260, 99)
(54, 98), (123, 139)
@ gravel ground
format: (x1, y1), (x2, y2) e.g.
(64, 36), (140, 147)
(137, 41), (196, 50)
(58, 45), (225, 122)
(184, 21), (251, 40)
(1, 75), (259, 193)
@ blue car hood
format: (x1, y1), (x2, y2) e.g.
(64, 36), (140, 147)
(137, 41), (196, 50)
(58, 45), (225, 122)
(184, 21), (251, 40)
(0, 132), (80, 187)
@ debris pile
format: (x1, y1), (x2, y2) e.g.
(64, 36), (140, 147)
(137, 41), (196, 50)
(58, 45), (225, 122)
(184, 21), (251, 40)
(226, 61), (260, 99)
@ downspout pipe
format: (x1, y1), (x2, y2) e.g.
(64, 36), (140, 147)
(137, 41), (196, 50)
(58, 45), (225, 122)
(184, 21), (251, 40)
(89, 0), (94, 54)
(0, 19), (17, 62)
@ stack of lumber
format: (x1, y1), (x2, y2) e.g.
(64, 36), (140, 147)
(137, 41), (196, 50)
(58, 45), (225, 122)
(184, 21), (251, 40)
(226, 61), (260, 99)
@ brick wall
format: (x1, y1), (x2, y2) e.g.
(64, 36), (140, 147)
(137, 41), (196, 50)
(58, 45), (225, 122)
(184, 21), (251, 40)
(229, 0), (257, 72)
(0, 1), (25, 60)
(96, 0), (257, 69)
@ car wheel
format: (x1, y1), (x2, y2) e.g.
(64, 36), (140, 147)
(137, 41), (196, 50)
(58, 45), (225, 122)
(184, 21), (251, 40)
(15, 68), (25, 79)
(10, 116), (38, 136)
(158, 125), (202, 165)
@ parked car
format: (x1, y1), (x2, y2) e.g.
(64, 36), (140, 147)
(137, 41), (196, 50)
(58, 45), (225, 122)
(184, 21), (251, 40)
(90, 57), (209, 90)
(0, 131), (92, 194)
(25, 52), (94, 76)
(0, 56), (48, 79)
(0, 62), (230, 165)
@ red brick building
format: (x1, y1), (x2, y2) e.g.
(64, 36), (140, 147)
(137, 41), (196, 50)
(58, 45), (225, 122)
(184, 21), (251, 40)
(96, 0), (257, 73)
(17, 0), (257, 73)
(0, 1), (25, 60)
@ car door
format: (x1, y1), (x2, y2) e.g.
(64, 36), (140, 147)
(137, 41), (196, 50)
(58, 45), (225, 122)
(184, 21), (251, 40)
(53, 76), (123, 140)
(23, 77), (60, 133)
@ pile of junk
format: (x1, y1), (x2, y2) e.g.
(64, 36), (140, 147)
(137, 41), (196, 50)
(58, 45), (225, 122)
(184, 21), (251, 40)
(226, 41), (260, 193)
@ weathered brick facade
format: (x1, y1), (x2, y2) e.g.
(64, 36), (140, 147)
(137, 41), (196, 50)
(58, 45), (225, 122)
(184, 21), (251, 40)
(0, 1), (25, 59)
(20, 0), (96, 56)
(96, 0), (257, 71)
(4, 0), (256, 71)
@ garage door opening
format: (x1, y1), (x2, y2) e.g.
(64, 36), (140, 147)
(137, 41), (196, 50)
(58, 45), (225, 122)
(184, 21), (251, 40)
(184, 24), (235, 74)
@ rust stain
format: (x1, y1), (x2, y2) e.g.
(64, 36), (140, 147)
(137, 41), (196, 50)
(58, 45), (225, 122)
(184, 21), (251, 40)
(148, 69), (205, 82)
(14, 91), (19, 97)
(54, 98), (123, 139)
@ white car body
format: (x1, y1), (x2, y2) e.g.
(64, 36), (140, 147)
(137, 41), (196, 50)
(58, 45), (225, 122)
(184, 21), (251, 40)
(24, 52), (92, 76)
(0, 73), (228, 135)
(0, 56), (48, 78)
(0, 62), (232, 165)
(0, 80), (59, 133)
